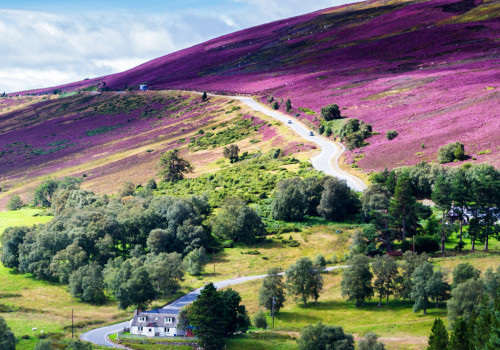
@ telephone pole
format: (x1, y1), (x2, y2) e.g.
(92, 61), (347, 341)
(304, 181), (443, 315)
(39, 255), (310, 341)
(71, 309), (74, 338)
(271, 296), (276, 327)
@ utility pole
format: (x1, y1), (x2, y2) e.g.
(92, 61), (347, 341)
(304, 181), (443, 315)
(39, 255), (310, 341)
(213, 251), (215, 277)
(72, 309), (74, 338)
(271, 296), (276, 327)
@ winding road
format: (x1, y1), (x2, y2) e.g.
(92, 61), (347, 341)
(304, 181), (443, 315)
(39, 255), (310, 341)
(80, 95), (364, 347)
(230, 96), (366, 192)
(80, 267), (347, 348)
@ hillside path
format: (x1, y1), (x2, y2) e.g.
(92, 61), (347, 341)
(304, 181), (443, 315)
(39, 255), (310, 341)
(209, 94), (367, 192)
(80, 266), (347, 347)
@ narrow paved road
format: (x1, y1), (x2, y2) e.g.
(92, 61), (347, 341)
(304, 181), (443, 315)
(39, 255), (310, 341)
(230, 96), (366, 192)
(80, 267), (347, 347)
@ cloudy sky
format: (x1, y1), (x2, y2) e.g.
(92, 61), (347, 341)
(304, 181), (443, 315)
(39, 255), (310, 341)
(0, 0), (355, 93)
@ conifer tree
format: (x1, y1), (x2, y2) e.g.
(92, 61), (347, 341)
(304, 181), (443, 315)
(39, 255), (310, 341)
(448, 317), (471, 350)
(427, 318), (448, 350)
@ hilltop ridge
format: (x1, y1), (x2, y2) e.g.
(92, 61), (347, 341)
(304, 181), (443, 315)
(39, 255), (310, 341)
(7, 0), (500, 170)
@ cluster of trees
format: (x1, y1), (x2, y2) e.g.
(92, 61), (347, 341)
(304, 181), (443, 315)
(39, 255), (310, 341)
(178, 283), (250, 350)
(363, 162), (500, 254)
(1, 175), (270, 307)
(341, 251), (500, 322)
(427, 277), (499, 350)
(272, 176), (360, 222)
(340, 119), (373, 150)
(257, 256), (326, 321)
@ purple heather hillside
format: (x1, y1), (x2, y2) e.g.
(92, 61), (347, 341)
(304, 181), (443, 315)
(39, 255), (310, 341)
(18, 0), (500, 170)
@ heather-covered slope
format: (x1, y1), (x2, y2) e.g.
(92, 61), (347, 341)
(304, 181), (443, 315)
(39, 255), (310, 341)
(0, 91), (315, 208)
(21, 0), (499, 171)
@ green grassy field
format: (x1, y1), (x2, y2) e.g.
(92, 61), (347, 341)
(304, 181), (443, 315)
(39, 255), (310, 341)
(0, 208), (53, 236)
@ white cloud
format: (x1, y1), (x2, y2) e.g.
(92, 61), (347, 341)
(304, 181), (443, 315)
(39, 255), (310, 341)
(0, 1), (354, 92)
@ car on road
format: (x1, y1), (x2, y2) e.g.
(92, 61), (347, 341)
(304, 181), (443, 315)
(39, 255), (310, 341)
(309, 131), (314, 136)
(287, 119), (292, 124)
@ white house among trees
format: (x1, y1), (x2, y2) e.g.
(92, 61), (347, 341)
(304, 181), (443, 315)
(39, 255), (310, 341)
(129, 309), (182, 337)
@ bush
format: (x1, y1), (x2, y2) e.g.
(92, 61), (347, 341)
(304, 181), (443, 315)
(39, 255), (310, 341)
(272, 101), (279, 110)
(321, 104), (341, 121)
(252, 310), (268, 329)
(386, 130), (398, 140)
(438, 142), (466, 163)
(7, 195), (23, 210)
(400, 236), (440, 254)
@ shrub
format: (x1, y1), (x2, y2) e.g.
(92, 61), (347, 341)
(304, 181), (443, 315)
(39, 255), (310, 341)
(272, 101), (279, 110)
(386, 130), (398, 140)
(7, 195), (23, 210)
(252, 310), (268, 329)
(400, 236), (440, 254)
(438, 142), (466, 164)
(321, 104), (342, 121)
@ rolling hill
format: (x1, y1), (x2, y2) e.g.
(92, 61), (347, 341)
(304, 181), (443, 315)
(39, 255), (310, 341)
(16, 0), (500, 170)
(1, 0), (499, 206)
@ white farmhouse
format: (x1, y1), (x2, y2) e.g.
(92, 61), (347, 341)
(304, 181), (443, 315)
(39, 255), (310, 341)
(129, 309), (183, 337)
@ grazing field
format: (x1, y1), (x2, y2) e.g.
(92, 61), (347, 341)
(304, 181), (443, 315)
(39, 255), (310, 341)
(228, 251), (500, 350)
(0, 208), (52, 236)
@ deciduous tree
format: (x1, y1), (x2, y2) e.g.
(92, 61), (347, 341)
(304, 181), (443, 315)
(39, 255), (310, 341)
(259, 267), (286, 314)
(158, 149), (193, 183)
(341, 254), (373, 307)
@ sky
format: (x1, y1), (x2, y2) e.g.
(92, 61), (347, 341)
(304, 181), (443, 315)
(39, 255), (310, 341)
(0, 0), (357, 93)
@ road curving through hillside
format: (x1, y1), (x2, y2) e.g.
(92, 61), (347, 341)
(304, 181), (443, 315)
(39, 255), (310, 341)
(229, 95), (367, 192)
(80, 266), (347, 347)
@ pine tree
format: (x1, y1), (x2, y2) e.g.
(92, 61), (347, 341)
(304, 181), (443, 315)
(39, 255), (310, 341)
(448, 317), (472, 350)
(427, 318), (448, 350)
(158, 149), (193, 183)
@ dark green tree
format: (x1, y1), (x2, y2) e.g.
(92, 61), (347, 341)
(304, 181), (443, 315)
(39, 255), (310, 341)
(259, 267), (286, 314)
(158, 149), (193, 183)
(286, 257), (323, 306)
(183, 247), (209, 276)
(0, 316), (16, 350)
(33, 178), (58, 207)
(318, 177), (360, 221)
(285, 99), (292, 113)
(321, 104), (341, 121)
(212, 196), (265, 244)
(190, 283), (228, 350)
(303, 177), (324, 216)
(389, 176), (415, 240)
(272, 177), (307, 221)
(144, 252), (184, 295)
(427, 318), (448, 350)
(447, 278), (485, 324)
(297, 322), (354, 350)
(372, 255), (399, 306)
(448, 317), (472, 350)
(427, 270), (451, 308)
(361, 184), (391, 220)
(0, 226), (30, 269)
(432, 174), (453, 253)
(223, 144), (240, 163)
(220, 288), (250, 335)
(69, 262), (105, 304)
(452, 263), (480, 289)
(341, 254), (373, 307)
(202, 92), (208, 101)
(411, 262), (434, 314)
